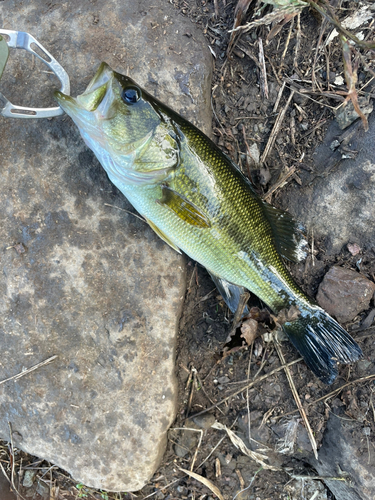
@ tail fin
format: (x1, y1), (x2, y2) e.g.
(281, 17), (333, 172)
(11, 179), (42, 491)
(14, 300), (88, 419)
(283, 306), (362, 384)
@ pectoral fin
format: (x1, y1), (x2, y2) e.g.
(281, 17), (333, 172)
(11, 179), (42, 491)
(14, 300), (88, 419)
(159, 186), (211, 228)
(146, 218), (181, 254)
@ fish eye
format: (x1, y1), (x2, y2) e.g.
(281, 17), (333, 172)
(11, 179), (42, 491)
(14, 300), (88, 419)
(121, 87), (140, 104)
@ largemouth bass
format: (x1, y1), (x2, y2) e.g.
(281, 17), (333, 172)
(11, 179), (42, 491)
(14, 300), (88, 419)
(55, 63), (362, 384)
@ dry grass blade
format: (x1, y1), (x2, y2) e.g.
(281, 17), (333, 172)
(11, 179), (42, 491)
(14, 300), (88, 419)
(305, 0), (375, 49)
(228, 0), (255, 54)
(258, 38), (269, 99)
(173, 427), (203, 471)
(230, 0), (307, 35)
(212, 422), (281, 471)
(268, 13), (297, 41)
(234, 0), (255, 29)
(179, 467), (225, 500)
(0, 355), (58, 386)
(260, 89), (294, 165)
(262, 165), (297, 202)
(340, 34), (369, 131)
(293, 13), (301, 69)
(274, 341), (318, 459)
(278, 373), (375, 420)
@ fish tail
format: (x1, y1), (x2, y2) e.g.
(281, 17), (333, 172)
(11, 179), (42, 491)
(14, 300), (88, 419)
(282, 305), (363, 384)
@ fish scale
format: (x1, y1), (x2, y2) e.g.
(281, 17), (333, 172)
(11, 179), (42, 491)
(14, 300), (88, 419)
(166, 123), (290, 305)
(55, 62), (362, 384)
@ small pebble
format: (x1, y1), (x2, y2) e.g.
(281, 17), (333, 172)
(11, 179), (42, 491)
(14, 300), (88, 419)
(316, 266), (375, 323)
(23, 470), (36, 488)
(192, 413), (216, 429)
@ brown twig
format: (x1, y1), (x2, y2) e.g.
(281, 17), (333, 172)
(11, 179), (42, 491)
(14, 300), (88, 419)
(194, 288), (216, 307)
(274, 373), (375, 421)
(258, 38), (269, 99)
(312, 17), (329, 91)
(213, 0), (219, 18)
(246, 343), (254, 442)
(195, 368), (224, 416)
(262, 165), (297, 203)
(293, 14), (301, 70)
(236, 42), (261, 69)
(279, 18), (294, 79)
(265, 54), (283, 87)
(274, 342), (318, 460)
(273, 81), (286, 113)
(260, 89), (294, 164)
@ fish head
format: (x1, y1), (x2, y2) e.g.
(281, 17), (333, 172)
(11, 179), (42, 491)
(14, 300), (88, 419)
(54, 62), (165, 160)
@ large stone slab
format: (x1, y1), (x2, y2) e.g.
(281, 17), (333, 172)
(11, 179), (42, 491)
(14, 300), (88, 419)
(310, 413), (374, 500)
(281, 113), (375, 254)
(0, 0), (212, 492)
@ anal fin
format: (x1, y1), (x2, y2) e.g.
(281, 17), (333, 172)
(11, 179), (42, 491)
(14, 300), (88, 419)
(208, 272), (249, 315)
(146, 218), (181, 254)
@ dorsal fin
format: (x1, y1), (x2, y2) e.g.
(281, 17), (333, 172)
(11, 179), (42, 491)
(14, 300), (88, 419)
(261, 201), (307, 263)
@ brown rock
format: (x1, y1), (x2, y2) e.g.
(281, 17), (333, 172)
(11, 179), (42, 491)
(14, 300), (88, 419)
(316, 266), (375, 323)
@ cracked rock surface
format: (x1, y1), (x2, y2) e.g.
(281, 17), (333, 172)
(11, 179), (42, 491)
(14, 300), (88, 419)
(282, 115), (375, 254)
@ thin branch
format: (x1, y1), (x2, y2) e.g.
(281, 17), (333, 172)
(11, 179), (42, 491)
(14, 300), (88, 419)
(260, 90), (294, 164)
(274, 373), (375, 421)
(189, 357), (303, 419)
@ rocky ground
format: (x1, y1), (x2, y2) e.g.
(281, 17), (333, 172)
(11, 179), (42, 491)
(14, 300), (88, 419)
(1, 1), (375, 500)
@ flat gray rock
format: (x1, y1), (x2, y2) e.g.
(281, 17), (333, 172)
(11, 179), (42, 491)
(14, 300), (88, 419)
(281, 113), (375, 254)
(310, 413), (374, 500)
(0, 0), (212, 492)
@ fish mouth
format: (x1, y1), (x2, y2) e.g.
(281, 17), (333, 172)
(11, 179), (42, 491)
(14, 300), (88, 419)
(54, 62), (114, 115)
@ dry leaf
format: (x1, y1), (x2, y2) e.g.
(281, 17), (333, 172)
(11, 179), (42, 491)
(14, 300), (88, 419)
(347, 242), (361, 256)
(179, 467), (224, 500)
(271, 305), (301, 326)
(240, 318), (258, 345)
(211, 421), (281, 471)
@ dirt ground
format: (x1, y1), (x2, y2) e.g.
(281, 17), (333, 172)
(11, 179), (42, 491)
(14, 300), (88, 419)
(1, 1), (375, 499)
